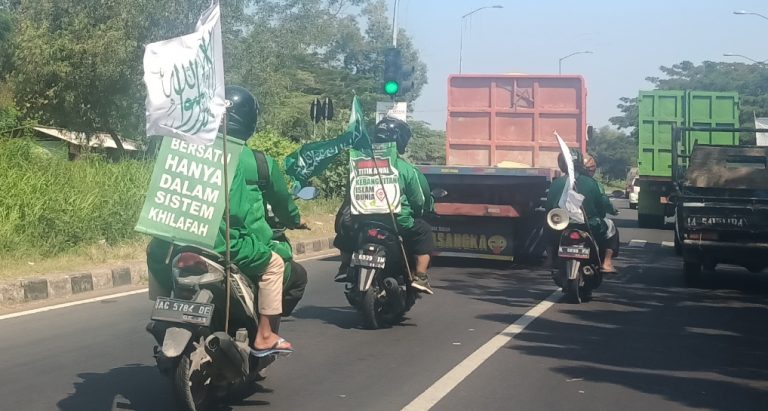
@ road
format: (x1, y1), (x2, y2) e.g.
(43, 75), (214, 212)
(1, 200), (767, 411)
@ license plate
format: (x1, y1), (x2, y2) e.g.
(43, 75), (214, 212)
(559, 246), (590, 259)
(351, 252), (386, 268)
(151, 297), (214, 326)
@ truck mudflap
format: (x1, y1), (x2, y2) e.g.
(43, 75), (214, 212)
(429, 215), (515, 261)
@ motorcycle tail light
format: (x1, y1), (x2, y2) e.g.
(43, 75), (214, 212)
(569, 231), (582, 240)
(176, 252), (208, 275)
(368, 229), (386, 240)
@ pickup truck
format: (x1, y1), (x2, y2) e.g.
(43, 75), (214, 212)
(670, 126), (768, 282)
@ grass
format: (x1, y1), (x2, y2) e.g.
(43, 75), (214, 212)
(0, 140), (340, 283)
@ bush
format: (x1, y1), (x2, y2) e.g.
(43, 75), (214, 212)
(0, 138), (152, 257)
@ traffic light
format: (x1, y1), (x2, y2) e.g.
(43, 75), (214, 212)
(399, 64), (415, 95)
(383, 47), (402, 96)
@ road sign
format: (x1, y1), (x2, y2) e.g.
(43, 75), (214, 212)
(376, 101), (408, 123)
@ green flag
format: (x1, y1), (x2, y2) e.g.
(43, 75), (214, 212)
(285, 96), (369, 188)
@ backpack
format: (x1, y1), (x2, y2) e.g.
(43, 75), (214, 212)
(251, 149), (270, 191)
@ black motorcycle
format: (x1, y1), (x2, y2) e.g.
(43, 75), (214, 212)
(343, 189), (445, 329)
(146, 187), (317, 411)
(546, 208), (603, 304)
(343, 220), (420, 329)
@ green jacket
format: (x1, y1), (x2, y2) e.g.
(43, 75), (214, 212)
(394, 156), (427, 229)
(146, 138), (275, 289)
(239, 148), (302, 229)
(546, 173), (609, 236)
(237, 148), (297, 262)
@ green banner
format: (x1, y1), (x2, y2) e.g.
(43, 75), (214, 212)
(135, 135), (244, 249)
(285, 96), (368, 187)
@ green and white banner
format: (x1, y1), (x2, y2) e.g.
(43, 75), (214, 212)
(135, 135), (243, 249)
(349, 141), (401, 215)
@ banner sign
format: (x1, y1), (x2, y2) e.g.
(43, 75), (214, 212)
(349, 142), (401, 215)
(135, 135), (243, 249)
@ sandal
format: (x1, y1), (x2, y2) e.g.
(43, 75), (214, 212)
(250, 338), (294, 357)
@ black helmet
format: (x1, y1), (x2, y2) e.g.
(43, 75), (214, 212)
(557, 150), (584, 174)
(374, 116), (411, 154)
(222, 85), (259, 140)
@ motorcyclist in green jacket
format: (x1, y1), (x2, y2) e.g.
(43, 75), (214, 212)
(224, 85), (308, 317)
(333, 117), (435, 294)
(545, 151), (618, 273)
(146, 89), (293, 356)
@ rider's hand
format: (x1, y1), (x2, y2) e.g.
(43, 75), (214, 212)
(297, 218), (310, 230)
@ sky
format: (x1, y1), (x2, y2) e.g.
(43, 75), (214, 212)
(394, 0), (768, 130)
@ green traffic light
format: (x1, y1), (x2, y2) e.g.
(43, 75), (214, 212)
(384, 80), (399, 95)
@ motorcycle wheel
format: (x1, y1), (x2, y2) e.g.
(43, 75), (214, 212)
(361, 288), (383, 330)
(565, 278), (582, 304)
(173, 349), (212, 411)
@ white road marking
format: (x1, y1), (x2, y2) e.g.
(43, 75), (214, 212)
(0, 289), (148, 321)
(627, 239), (647, 248)
(0, 251), (338, 321)
(661, 241), (675, 248)
(402, 290), (561, 411)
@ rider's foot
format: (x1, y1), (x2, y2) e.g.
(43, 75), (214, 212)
(601, 264), (618, 274)
(253, 334), (293, 353)
(411, 272), (434, 295)
(334, 269), (348, 283)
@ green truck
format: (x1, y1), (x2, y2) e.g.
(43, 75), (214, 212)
(636, 90), (741, 228)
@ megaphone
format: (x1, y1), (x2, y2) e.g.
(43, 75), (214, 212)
(546, 208), (569, 231)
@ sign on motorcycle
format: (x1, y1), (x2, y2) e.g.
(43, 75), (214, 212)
(349, 141), (402, 215)
(135, 135), (243, 249)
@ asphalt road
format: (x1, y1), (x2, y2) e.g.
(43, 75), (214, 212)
(1, 200), (766, 411)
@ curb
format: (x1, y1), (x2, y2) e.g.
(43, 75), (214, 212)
(0, 235), (336, 308)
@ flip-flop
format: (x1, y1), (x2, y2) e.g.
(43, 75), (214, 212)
(601, 268), (619, 275)
(250, 338), (294, 358)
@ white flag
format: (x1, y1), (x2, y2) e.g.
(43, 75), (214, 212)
(143, 1), (226, 145)
(755, 116), (768, 147)
(554, 132), (585, 224)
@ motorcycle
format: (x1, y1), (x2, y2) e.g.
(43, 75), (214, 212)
(343, 189), (445, 329)
(145, 187), (317, 411)
(546, 207), (603, 304)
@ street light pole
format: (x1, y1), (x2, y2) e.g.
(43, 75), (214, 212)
(558, 51), (593, 74)
(459, 5), (503, 74)
(733, 10), (768, 21)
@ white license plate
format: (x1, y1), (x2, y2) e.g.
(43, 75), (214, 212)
(151, 297), (214, 326)
(558, 246), (590, 259)
(351, 253), (386, 268)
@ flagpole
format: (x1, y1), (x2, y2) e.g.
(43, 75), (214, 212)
(222, 106), (233, 334)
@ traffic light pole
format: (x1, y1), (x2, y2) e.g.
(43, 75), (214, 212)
(392, 0), (400, 47)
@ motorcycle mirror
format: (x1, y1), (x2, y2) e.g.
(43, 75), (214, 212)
(431, 188), (448, 199)
(296, 186), (319, 200)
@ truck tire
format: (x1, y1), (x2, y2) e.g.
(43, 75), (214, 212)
(683, 261), (702, 285)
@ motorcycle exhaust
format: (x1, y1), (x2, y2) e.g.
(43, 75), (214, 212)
(204, 332), (249, 382)
(383, 277), (405, 313)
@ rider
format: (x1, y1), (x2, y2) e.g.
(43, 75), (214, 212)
(333, 117), (435, 294)
(224, 85), (308, 317)
(146, 89), (293, 356)
(546, 151), (618, 273)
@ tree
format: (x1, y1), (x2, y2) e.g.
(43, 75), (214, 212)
(10, 0), (254, 153)
(404, 120), (445, 165)
(610, 60), (768, 144)
(587, 126), (636, 181)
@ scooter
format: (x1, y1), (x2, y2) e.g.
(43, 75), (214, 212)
(546, 208), (603, 303)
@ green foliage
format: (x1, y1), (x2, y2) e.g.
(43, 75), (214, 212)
(587, 126), (636, 181)
(404, 120), (445, 165)
(610, 60), (768, 144)
(247, 127), (300, 161)
(0, 138), (152, 256)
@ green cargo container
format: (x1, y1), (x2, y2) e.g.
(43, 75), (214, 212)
(636, 90), (740, 227)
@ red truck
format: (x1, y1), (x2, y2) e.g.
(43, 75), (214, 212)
(419, 74), (589, 262)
